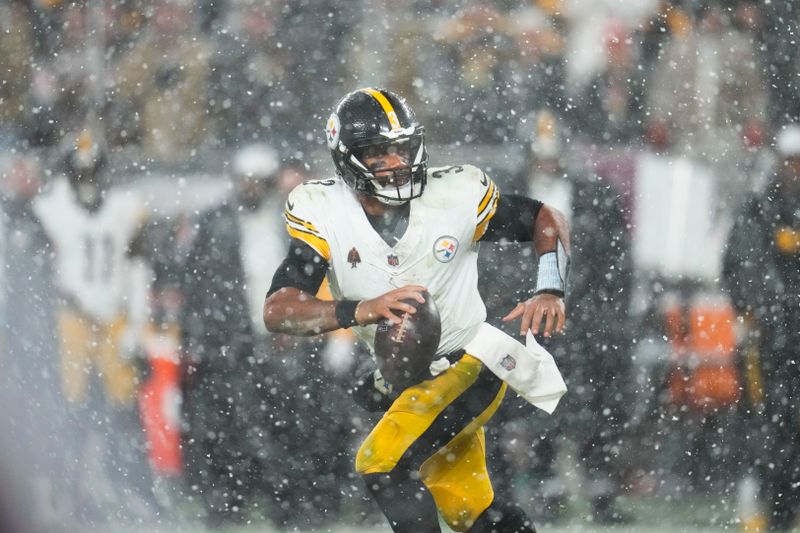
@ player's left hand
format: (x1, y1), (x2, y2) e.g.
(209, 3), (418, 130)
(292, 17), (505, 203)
(502, 293), (566, 337)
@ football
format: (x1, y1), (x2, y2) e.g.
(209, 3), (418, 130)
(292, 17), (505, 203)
(373, 290), (441, 390)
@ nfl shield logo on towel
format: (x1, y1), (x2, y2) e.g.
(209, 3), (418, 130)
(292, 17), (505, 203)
(500, 354), (517, 371)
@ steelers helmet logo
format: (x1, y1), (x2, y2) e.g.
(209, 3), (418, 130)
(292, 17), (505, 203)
(433, 236), (459, 263)
(326, 113), (341, 149)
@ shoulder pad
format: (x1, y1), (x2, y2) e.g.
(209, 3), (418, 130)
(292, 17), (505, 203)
(427, 164), (483, 182)
(425, 164), (483, 200)
(426, 163), (496, 202)
(423, 165), (499, 241)
(284, 181), (333, 261)
(32, 178), (67, 213)
(427, 164), (493, 192)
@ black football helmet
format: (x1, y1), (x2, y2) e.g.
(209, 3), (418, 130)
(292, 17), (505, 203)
(62, 129), (108, 210)
(326, 88), (427, 204)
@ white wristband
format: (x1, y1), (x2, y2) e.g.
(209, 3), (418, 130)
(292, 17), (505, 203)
(534, 252), (567, 296)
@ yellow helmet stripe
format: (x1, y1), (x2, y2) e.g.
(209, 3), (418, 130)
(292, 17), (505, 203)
(360, 88), (402, 130)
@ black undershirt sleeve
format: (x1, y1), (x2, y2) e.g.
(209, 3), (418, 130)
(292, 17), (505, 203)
(481, 194), (543, 242)
(267, 238), (329, 296)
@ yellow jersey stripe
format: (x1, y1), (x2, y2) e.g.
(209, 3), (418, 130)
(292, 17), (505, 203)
(477, 184), (499, 223)
(286, 215), (321, 236)
(284, 210), (319, 233)
(477, 180), (495, 215)
(286, 225), (331, 261)
(360, 88), (402, 130)
(474, 191), (500, 242)
(481, 191), (500, 226)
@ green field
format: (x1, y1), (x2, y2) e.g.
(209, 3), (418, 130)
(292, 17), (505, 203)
(75, 494), (800, 533)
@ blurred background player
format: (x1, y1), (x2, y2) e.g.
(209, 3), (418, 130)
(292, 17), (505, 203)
(722, 124), (800, 532)
(179, 143), (351, 528)
(257, 157), (358, 529)
(484, 110), (633, 524)
(179, 142), (281, 527)
(30, 128), (156, 522)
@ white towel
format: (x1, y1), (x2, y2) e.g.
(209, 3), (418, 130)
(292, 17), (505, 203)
(463, 323), (567, 414)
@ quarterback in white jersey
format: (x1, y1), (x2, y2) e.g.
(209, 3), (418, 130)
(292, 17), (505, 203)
(265, 88), (570, 533)
(284, 163), (497, 357)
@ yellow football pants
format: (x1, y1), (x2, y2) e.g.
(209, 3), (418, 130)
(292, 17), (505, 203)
(57, 307), (137, 407)
(356, 354), (506, 531)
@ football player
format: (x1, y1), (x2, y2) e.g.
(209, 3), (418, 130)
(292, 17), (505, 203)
(722, 124), (800, 531)
(264, 88), (570, 533)
(33, 129), (148, 408)
(32, 129), (155, 518)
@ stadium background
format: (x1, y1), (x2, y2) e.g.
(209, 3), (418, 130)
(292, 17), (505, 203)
(1, 0), (798, 531)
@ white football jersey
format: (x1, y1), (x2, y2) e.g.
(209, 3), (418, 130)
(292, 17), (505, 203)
(284, 164), (500, 356)
(528, 174), (573, 224)
(33, 178), (146, 322)
(240, 197), (287, 333)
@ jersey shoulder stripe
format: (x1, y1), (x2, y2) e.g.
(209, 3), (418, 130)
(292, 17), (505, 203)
(285, 224), (331, 260)
(474, 169), (500, 241)
(474, 181), (500, 241)
(284, 182), (333, 261)
(477, 178), (496, 215)
(285, 210), (322, 234)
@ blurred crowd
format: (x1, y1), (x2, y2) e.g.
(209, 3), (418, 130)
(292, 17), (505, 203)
(1, 0), (799, 531)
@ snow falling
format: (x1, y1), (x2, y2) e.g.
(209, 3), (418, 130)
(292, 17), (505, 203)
(0, 1), (799, 532)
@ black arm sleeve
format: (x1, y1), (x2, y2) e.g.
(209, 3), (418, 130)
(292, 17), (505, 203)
(267, 239), (329, 296)
(481, 194), (543, 242)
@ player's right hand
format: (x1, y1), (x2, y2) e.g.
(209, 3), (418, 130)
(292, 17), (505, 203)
(355, 285), (427, 325)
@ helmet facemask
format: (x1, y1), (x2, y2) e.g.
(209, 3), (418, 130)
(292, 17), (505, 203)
(341, 128), (427, 205)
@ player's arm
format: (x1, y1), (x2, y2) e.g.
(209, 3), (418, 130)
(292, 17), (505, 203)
(481, 194), (571, 337)
(263, 240), (426, 336)
(120, 214), (154, 358)
(124, 203), (151, 258)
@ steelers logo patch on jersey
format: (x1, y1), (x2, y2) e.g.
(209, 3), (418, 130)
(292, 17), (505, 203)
(326, 113), (341, 149)
(433, 236), (459, 263)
